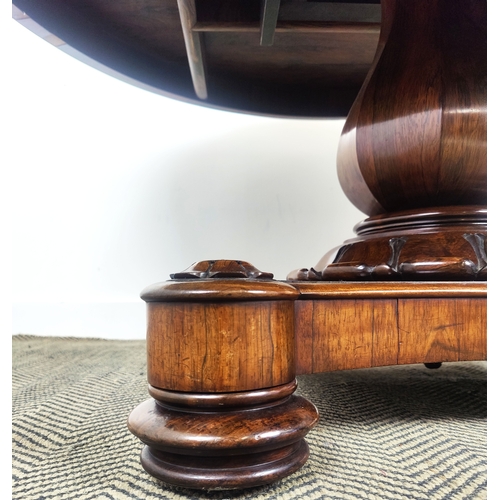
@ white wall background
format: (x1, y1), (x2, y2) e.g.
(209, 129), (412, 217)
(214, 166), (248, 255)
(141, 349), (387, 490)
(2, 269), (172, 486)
(6, 17), (365, 339)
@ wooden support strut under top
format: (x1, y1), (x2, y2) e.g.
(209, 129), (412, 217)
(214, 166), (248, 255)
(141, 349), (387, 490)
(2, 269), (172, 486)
(176, 0), (284, 97)
(192, 21), (380, 34)
(260, 0), (281, 46)
(176, 0), (208, 100)
(176, 0), (382, 100)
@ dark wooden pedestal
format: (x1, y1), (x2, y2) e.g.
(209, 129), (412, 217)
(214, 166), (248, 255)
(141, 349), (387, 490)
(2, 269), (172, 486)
(288, 0), (486, 284)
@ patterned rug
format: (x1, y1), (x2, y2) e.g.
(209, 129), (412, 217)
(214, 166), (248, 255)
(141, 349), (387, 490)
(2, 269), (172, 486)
(12, 335), (487, 499)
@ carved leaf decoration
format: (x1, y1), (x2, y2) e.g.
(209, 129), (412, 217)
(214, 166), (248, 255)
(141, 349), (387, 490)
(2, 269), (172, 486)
(463, 234), (487, 272)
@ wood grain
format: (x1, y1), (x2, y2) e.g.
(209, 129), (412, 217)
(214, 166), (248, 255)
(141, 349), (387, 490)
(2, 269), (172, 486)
(129, 394), (318, 455)
(147, 300), (295, 392)
(131, 261), (319, 489)
(293, 281), (486, 299)
(141, 441), (310, 490)
(337, 0), (486, 215)
(294, 282), (486, 375)
(294, 301), (314, 376)
(148, 379), (298, 408)
(128, 392), (318, 489)
(307, 299), (398, 373)
(141, 278), (298, 302)
(397, 298), (487, 364)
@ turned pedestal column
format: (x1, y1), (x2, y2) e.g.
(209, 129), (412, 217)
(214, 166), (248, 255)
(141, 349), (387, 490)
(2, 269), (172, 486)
(289, 0), (486, 281)
(128, 260), (318, 490)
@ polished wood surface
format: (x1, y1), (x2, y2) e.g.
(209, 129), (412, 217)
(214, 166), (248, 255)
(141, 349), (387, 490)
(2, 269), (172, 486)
(129, 379), (318, 489)
(337, 0), (486, 215)
(291, 280), (487, 299)
(290, 206), (487, 281)
(288, 0), (487, 282)
(20, 0), (487, 490)
(141, 279), (298, 302)
(148, 379), (298, 407)
(397, 297), (486, 365)
(146, 301), (295, 392)
(129, 390), (317, 455)
(130, 259), (486, 489)
(143, 265), (298, 392)
(129, 260), (319, 489)
(141, 441), (311, 490)
(292, 281), (486, 375)
(129, 389), (318, 489)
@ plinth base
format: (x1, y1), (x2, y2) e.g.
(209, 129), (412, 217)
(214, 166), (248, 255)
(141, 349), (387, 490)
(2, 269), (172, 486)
(289, 206), (487, 281)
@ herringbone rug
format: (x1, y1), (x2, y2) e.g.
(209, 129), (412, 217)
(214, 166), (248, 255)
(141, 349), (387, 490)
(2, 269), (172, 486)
(12, 335), (487, 499)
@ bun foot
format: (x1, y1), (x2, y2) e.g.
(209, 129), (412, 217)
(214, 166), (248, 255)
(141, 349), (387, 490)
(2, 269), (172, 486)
(140, 440), (310, 491)
(128, 387), (318, 490)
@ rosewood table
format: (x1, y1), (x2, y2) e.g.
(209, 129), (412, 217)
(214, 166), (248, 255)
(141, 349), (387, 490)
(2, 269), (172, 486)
(13, 0), (486, 490)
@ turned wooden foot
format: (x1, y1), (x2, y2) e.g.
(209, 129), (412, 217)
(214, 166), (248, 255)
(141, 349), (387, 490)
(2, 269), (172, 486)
(128, 260), (319, 490)
(128, 381), (316, 490)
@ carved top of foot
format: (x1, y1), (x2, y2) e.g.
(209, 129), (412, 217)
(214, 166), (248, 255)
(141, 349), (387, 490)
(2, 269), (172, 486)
(141, 260), (299, 302)
(170, 260), (274, 280)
